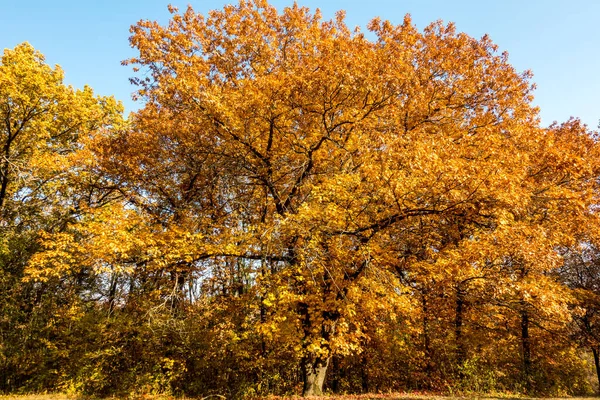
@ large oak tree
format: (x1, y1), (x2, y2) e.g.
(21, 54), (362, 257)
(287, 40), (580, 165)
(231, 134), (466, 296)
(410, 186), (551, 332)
(22, 1), (600, 396)
(75, 0), (596, 394)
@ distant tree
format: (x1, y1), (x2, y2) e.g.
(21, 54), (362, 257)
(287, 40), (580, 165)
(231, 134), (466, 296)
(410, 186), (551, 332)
(561, 238), (600, 393)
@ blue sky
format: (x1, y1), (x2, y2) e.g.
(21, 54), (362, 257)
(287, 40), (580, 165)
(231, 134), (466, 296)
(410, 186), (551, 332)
(2, 0), (599, 129)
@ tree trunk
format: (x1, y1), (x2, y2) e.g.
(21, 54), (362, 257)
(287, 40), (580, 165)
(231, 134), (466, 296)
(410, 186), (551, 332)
(0, 159), (10, 213)
(298, 299), (332, 396)
(360, 353), (369, 393)
(521, 306), (531, 391)
(107, 273), (118, 314)
(592, 346), (600, 394)
(302, 356), (330, 396)
(455, 285), (465, 369)
(421, 292), (434, 379)
(331, 356), (341, 393)
(519, 263), (532, 392)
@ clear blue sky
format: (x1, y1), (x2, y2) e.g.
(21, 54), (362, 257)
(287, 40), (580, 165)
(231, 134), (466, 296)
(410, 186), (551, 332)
(2, 0), (599, 129)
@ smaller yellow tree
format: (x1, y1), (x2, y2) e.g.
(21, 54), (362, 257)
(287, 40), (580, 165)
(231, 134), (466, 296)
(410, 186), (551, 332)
(0, 43), (122, 217)
(0, 42), (123, 393)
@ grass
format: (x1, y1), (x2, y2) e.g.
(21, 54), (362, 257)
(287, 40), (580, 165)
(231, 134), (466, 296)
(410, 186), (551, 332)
(0, 396), (73, 400)
(1, 395), (600, 400)
(0, 395), (182, 400)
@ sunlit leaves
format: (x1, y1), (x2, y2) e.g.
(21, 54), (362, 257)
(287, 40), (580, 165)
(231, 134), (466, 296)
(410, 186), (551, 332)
(5, 1), (600, 396)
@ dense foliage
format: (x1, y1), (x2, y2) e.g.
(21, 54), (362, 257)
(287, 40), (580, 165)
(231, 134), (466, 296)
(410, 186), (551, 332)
(2, 1), (600, 397)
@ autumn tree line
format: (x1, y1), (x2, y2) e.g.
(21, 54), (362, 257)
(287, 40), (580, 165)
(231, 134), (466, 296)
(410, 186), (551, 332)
(2, 1), (600, 397)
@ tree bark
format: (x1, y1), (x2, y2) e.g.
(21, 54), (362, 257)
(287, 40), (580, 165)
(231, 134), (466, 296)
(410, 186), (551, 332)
(331, 356), (341, 393)
(298, 298), (332, 396)
(455, 285), (465, 369)
(422, 291), (434, 379)
(592, 346), (600, 394)
(107, 273), (118, 314)
(302, 355), (330, 396)
(360, 353), (369, 393)
(0, 158), (10, 213)
(521, 306), (531, 391)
